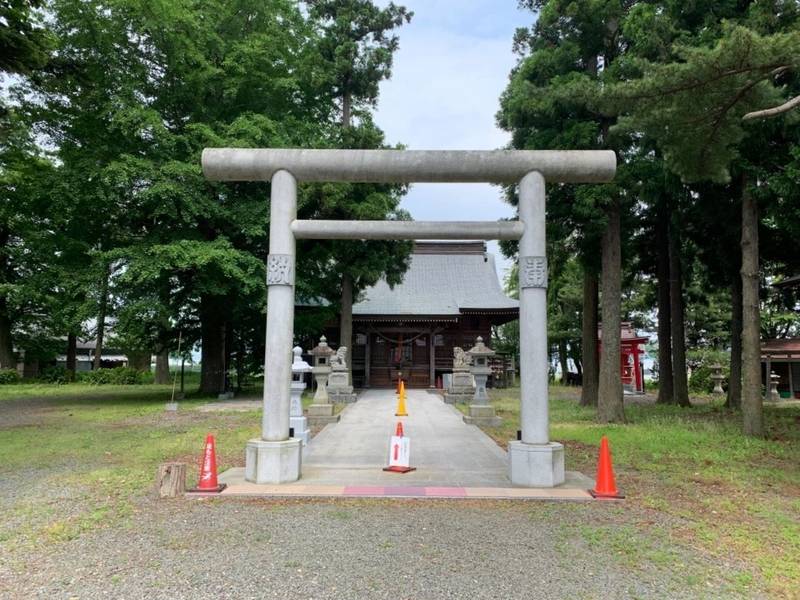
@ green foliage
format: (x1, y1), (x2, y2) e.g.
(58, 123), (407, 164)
(1, 0), (418, 384)
(686, 348), (730, 394)
(0, 369), (20, 384)
(308, 0), (413, 114)
(0, 0), (51, 76)
(39, 366), (69, 384)
(610, 25), (800, 183)
(302, 2), (414, 334)
(78, 367), (151, 386)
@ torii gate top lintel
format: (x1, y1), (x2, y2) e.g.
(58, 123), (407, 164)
(201, 148), (616, 184)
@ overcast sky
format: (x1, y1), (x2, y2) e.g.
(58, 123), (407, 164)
(373, 1), (532, 281)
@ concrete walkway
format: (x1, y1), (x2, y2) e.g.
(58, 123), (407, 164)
(217, 389), (594, 497)
(302, 388), (510, 486)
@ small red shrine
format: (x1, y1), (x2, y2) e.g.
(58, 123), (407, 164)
(598, 322), (648, 394)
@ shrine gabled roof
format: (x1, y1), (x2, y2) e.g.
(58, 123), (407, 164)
(353, 241), (518, 317)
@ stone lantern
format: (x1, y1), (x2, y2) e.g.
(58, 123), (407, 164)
(308, 335), (340, 425)
(289, 346), (311, 445)
(768, 372), (781, 402)
(462, 336), (501, 427)
(710, 364), (725, 395)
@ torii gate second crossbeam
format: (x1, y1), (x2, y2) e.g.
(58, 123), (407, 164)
(202, 148), (616, 488)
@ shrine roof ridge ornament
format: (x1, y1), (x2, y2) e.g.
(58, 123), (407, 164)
(201, 148), (616, 184)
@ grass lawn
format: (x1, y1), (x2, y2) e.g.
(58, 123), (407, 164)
(1, 382), (798, 597)
(460, 385), (800, 598)
(0, 384), (261, 551)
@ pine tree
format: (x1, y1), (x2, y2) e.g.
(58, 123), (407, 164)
(610, 17), (800, 435)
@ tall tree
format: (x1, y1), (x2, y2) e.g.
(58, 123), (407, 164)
(499, 0), (632, 421)
(0, 1), (52, 369)
(23, 0), (338, 392)
(668, 209), (690, 406)
(654, 194), (674, 404)
(610, 19), (800, 435)
(0, 112), (54, 369)
(307, 0), (413, 381)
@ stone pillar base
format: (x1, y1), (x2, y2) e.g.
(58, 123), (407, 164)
(289, 416), (311, 445)
(443, 391), (472, 404)
(308, 403), (333, 416)
(307, 403), (340, 426)
(245, 438), (302, 484)
(329, 391), (357, 404)
(508, 441), (565, 488)
(462, 404), (502, 427)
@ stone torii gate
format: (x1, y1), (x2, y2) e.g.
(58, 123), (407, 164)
(202, 148), (616, 487)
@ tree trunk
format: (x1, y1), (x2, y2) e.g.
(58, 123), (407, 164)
(340, 273), (353, 384)
(235, 333), (245, 392)
(128, 350), (151, 372)
(727, 272), (743, 409)
(597, 198), (625, 423)
(580, 271), (599, 406)
(669, 220), (691, 407)
(342, 93), (351, 129)
(0, 227), (17, 369)
(224, 320), (234, 393)
(572, 349), (583, 377)
(93, 263), (111, 370)
(155, 348), (170, 384)
(558, 339), (569, 384)
(740, 177), (763, 436)
(66, 332), (77, 380)
(156, 462), (186, 498)
(0, 300), (14, 370)
(655, 198), (674, 404)
(0, 227), (15, 369)
(200, 295), (227, 395)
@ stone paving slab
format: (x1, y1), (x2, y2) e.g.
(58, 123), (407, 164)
(187, 481), (592, 500)
(298, 388), (513, 487)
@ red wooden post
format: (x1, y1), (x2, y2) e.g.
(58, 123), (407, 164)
(632, 342), (642, 392)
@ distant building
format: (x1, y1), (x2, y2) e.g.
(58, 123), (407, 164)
(761, 338), (800, 399)
(54, 340), (129, 372)
(763, 275), (800, 399)
(599, 322), (648, 394)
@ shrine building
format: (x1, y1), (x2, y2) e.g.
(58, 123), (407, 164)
(598, 322), (648, 394)
(327, 241), (518, 389)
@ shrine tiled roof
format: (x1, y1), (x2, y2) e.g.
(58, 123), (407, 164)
(762, 338), (800, 357)
(353, 241), (518, 317)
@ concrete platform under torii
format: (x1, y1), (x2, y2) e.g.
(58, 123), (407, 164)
(212, 390), (594, 500)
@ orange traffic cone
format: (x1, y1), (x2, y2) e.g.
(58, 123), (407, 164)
(589, 435), (624, 499)
(395, 380), (408, 416)
(189, 434), (227, 493)
(395, 421), (404, 436)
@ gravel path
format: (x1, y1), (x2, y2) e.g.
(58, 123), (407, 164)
(1, 497), (752, 600)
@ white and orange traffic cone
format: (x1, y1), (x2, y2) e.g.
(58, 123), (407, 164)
(383, 422), (416, 474)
